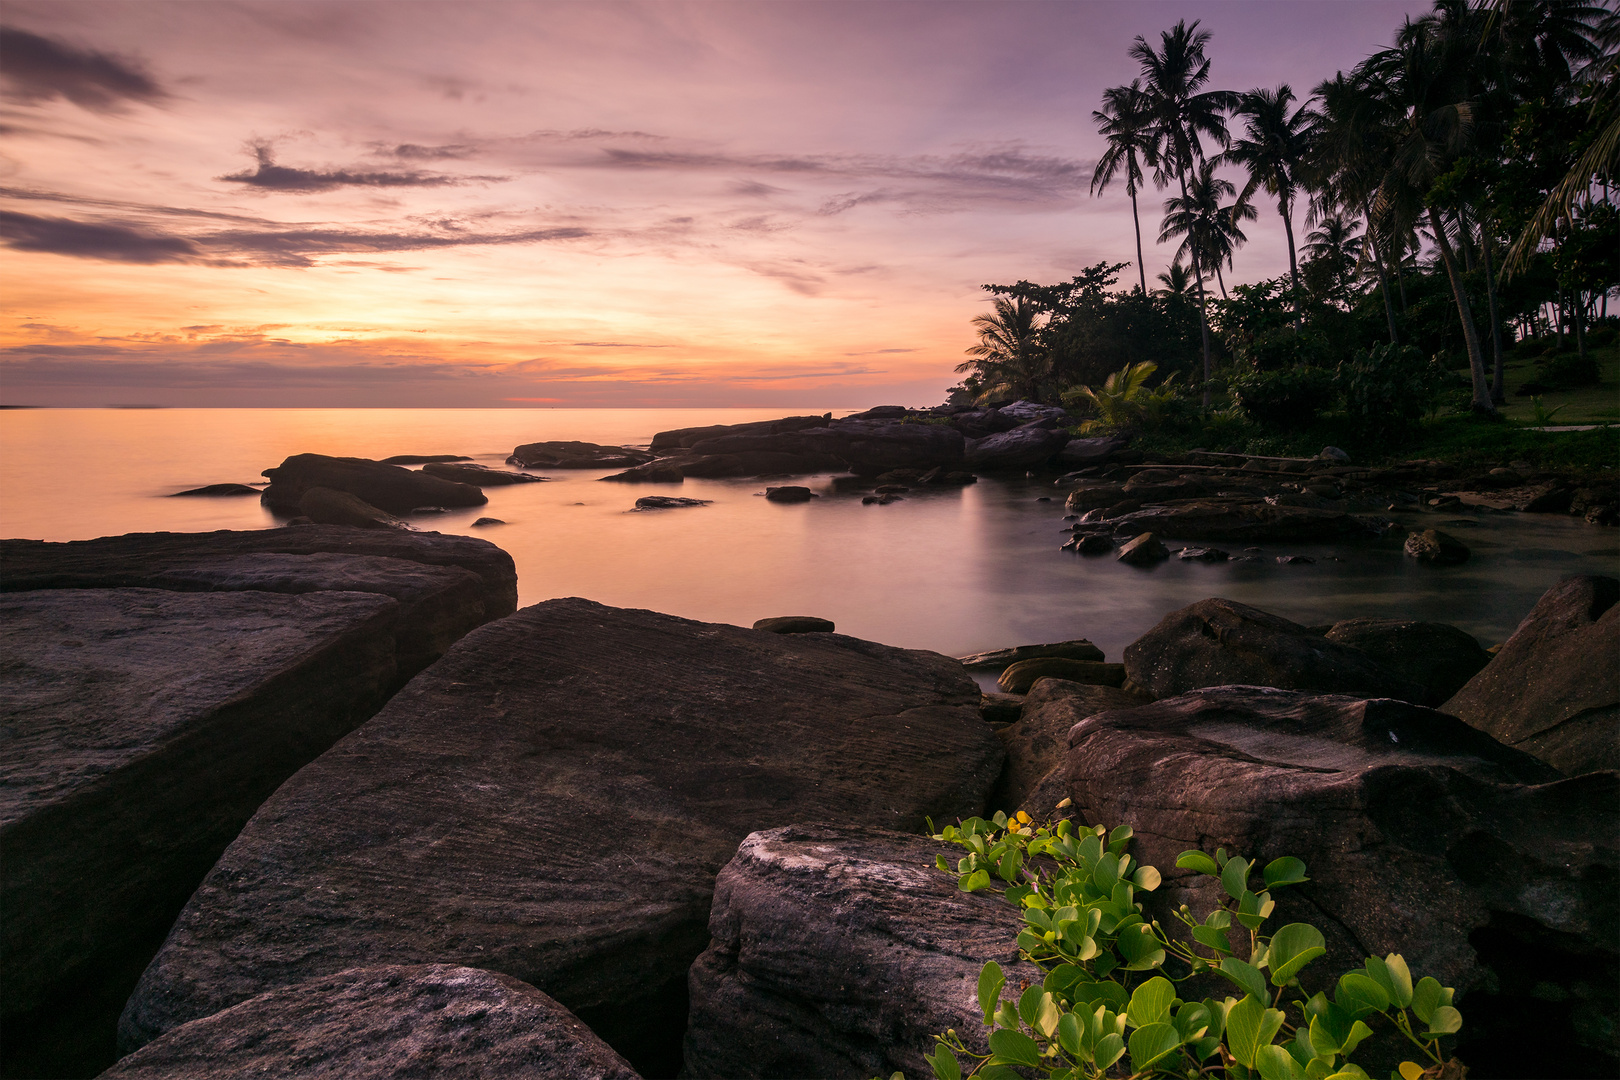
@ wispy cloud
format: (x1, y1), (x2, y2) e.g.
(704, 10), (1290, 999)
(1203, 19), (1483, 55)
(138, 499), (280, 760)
(219, 141), (509, 193)
(0, 210), (199, 263)
(0, 26), (166, 111)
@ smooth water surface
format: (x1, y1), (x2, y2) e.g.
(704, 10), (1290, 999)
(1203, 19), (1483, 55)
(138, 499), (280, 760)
(4, 408), (1616, 663)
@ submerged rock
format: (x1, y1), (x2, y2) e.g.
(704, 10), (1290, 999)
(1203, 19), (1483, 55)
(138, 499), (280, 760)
(1443, 575), (1619, 775)
(118, 599), (1000, 1075)
(631, 496), (712, 511)
(508, 441), (655, 469)
(378, 454), (473, 465)
(1117, 532), (1169, 566)
(101, 965), (639, 1080)
(169, 483), (260, 497)
(764, 486), (815, 503)
(1123, 597), (1424, 701)
(683, 824), (1037, 1080)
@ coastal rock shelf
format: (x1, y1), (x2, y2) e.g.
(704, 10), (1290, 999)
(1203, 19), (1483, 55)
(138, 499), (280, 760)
(683, 824), (1039, 1080)
(0, 527), (516, 1079)
(119, 598), (1002, 1076)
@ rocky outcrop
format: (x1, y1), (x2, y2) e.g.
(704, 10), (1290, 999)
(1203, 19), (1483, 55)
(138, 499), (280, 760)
(1404, 528), (1470, 565)
(649, 415), (832, 453)
(260, 454), (487, 514)
(421, 462), (549, 485)
(1324, 618), (1491, 707)
(1060, 687), (1616, 1078)
(1107, 501), (1389, 543)
(989, 678), (1146, 818)
(1052, 434), (1130, 468)
(508, 441), (656, 469)
(297, 486), (411, 529)
(0, 528), (516, 1079)
(684, 421), (965, 476)
(962, 425), (1071, 470)
(683, 825), (1037, 1080)
(100, 965), (640, 1080)
(958, 639), (1103, 670)
(1443, 575), (1619, 775)
(996, 658), (1125, 693)
(1123, 597), (1425, 701)
(119, 599), (1001, 1075)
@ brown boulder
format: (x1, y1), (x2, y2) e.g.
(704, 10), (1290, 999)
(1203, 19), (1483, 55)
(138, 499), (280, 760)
(298, 487), (411, 529)
(752, 616), (834, 634)
(1404, 528), (1470, 565)
(1117, 532), (1168, 566)
(996, 658), (1125, 693)
(1442, 575), (1619, 775)
(507, 441), (655, 469)
(421, 462), (548, 486)
(957, 638), (1104, 670)
(989, 678), (1147, 818)
(260, 454), (486, 514)
(1324, 617), (1491, 707)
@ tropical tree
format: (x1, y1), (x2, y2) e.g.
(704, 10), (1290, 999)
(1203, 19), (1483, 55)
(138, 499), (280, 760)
(1129, 19), (1238, 404)
(1301, 212), (1365, 303)
(1225, 84), (1316, 324)
(956, 295), (1049, 402)
(1092, 80), (1160, 295)
(1159, 158), (1256, 301)
(1154, 259), (1205, 298)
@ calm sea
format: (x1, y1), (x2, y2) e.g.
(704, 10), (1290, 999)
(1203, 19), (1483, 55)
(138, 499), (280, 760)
(3, 408), (1616, 670)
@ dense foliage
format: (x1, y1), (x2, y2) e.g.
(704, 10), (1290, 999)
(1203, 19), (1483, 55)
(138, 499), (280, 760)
(950, 0), (1618, 438)
(911, 812), (1465, 1080)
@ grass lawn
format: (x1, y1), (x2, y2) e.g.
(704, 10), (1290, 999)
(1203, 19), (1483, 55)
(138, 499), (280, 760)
(1492, 340), (1620, 426)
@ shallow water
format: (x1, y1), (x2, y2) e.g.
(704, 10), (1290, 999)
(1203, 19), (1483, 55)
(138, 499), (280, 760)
(4, 408), (1616, 666)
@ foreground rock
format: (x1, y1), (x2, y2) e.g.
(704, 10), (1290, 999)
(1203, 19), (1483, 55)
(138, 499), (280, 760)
(1061, 687), (1616, 1078)
(683, 825), (1037, 1080)
(260, 454), (487, 514)
(1124, 597), (1424, 701)
(1443, 575), (1619, 775)
(1324, 618), (1490, 707)
(508, 441), (655, 469)
(120, 599), (1001, 1075)
(101, 965), (639, 1080)
(989, 678), (1146, 818)
(0, 528), (515, 1079)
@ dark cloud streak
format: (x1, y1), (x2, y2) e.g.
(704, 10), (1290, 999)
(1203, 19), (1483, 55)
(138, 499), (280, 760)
(219, 142), (508, 193)
(0, 27), (166, 111)
(0, 210), (199, 263)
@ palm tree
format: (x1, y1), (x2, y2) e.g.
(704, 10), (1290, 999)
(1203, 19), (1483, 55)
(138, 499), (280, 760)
(1302, 213), (1364, 301)
(1225, 84), (1315, 322)
(1154, 259), (1206, 298)
(1159, 158), (1256, 300)
(955, 295), (1049, 402)
(1092, 81), (1159, 294)
(1129, 20), (1238, 404)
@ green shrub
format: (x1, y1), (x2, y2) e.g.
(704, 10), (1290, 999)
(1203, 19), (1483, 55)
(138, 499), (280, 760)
(1336, 344), (1450, 438)
(912, 812), (1463, 1080)
(1586, 326), (1616, 348)
(1539, 350), (1602, 389)
(1228, 367), (1338, 429)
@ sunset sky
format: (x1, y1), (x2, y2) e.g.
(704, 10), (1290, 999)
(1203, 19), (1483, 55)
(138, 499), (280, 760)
(2, 0), (1423, 408)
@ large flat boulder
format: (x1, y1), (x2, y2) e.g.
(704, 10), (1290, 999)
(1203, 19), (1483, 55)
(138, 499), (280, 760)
(1060, 687), (1617, 1078)
(688, 420), (965, 475)
(648, 415), (832, 452)
(1123, 597), (1425, 701)
(962, 425), (1071, 470)
(1324, 617), (1491, 708)
(1442, 575), (1619, 775)
(1, 588), (400, 1076)
(0, 527), (518, 675)
(260, 454), (487, 513)
(508, 441), (655, 469)
(100, 964), (639, 1079)
(1107, 501), (1389, 542)
(119, 599), (1002, 1075)
(683, 824), (1037, 1080)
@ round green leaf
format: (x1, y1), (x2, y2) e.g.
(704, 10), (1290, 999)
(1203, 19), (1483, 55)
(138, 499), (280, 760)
(1334, 972), (1389, 1017)
(1133, 864), (1162, 891)
(1219, 957), (1270, 1002)
(977, 961), (1005, 1020)
(1128, 1022), (1182, 1073)
(1269, 923), (1328, 985)
(1126, 976), (1177, 1027)
(1177, 850), (1220, 876)
(987, 1028), (1043, 1068)
(1426, 1005), (1462, 1036)
(1255, 1042), (1308, 1080)
(1094, 1032), (1126, 1071)
(1055, 1011), (1085, 1056)
(1263, 856), (1310, 888)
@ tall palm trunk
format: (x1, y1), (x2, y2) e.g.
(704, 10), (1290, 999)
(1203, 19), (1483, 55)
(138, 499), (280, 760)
(1129, 185), (1147, 294)
(1427, 205), (1493, 413)
(1362, 197), (1399, 344)
(1279, 190), (1301, 328)
(1179, 167), (1215, 406)
(1478, 215), (1506, 404)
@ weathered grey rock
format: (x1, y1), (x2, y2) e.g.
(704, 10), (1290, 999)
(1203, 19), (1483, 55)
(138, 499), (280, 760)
(119, 599), (1000, 1075)
(764, 485), (815, 503)
(1404, 528), (1470, 565)
(947, 408), (1022, 439)
(995, 400), (1069, 424)
(298, 487), (411, 530)
(169, 483), (260, 497)
(508, 441), (655, 469)
(1053, 434), (1130, 468)
(422, 462), (548, 486)
(1124, 597), (1425, 701)
(958, 639), (1104, 670)
(997, 658), (1125, 694)
(261, 454), (487, 514)
(0, 528), (518, 638)
(649, 415), (832, 452)
(1, 589), (401, 1059)
(1060, 687), (1616, 1077)
(1117, 532), (1169, 566)
(1109, 501), (1389, 542)
(1443, 575), (1619, 775)
(99, 965), (639, 1080)
(989, 678), (1147, 818)
(1325, 618), (1491, 708)
(752, 616), (834, 634)
(631, 496), (711, 511)
(962, 425), (1071, 470)
(683, 824), (1037, 1080)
